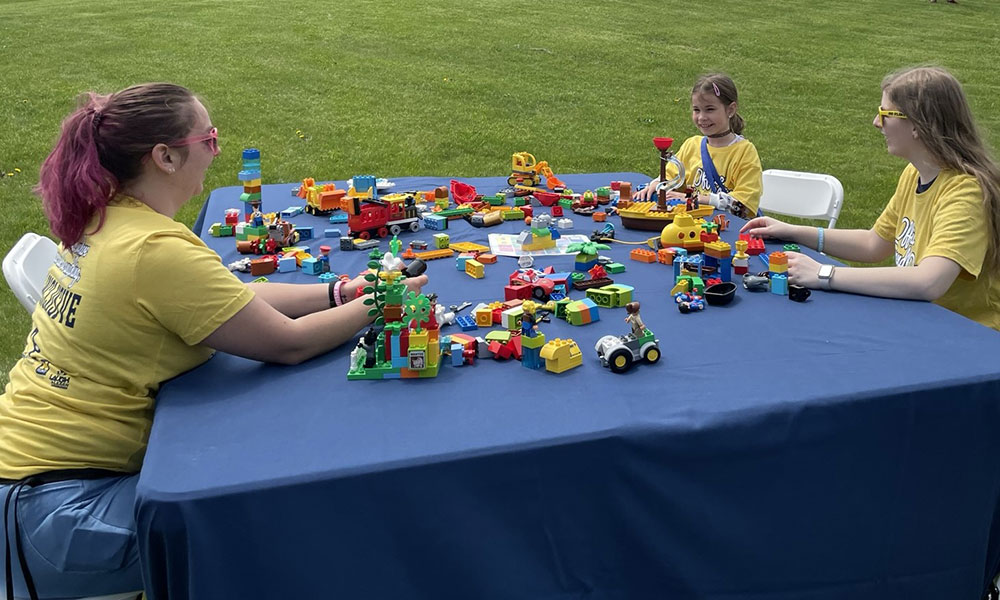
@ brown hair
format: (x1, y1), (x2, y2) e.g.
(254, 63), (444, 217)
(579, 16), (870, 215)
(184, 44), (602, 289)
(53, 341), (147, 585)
(883, 66), (1000, 273)
(692, 73), (745, 135)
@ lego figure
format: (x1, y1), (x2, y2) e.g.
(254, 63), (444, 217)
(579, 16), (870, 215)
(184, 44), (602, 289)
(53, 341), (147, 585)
(624, 301), (645, 337)
(521, 301), (541, 338)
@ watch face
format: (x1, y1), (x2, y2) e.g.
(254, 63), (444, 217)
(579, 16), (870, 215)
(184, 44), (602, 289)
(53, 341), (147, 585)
(819, 265), (834, 278)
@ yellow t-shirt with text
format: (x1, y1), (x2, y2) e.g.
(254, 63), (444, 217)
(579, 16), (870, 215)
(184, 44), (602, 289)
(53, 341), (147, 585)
(873, 164), (999, 330)
(0, 196), (254, 478)
(666, 135), (763, 216)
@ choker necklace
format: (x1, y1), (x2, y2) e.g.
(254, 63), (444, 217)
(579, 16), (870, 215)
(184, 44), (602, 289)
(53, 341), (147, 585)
(707, 129), (733, 139)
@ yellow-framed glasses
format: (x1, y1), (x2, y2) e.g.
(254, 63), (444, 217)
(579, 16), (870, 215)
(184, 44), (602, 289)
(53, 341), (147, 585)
(877, 107), (907, 127)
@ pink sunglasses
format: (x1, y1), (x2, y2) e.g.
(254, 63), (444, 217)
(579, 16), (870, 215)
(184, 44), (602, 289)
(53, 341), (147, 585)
(170, 127), (220, 156)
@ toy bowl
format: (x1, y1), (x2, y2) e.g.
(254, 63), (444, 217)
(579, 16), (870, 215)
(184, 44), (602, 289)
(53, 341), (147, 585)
(704, 282), (737, 306)
(653, 137), (674, 151)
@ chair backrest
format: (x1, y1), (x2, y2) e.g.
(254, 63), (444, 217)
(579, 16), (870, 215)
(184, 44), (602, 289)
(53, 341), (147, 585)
(2, 232), (59, 314)
(760, 169), (844, 228)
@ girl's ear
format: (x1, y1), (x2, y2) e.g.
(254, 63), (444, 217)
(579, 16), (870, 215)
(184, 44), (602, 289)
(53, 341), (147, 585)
(149, 143), (176, 174)
(727, 101), (738, 118)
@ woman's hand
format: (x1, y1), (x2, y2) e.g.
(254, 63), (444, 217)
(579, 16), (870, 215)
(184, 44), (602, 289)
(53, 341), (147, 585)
(340, 273), (371, 302)
(785, 252), (823, 288)
(402, 274), (428, 295)
(740, 216), (795, 240)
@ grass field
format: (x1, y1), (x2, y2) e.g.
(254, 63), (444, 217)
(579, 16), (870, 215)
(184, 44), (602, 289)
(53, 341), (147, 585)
(1, 0), (998, 386)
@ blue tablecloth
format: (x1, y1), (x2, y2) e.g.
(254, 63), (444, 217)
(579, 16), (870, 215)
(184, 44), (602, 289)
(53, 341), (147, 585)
(137, 173), (1000, 600)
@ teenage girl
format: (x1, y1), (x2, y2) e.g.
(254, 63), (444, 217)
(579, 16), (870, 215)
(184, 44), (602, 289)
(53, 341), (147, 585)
(742, 66), (1000, 331)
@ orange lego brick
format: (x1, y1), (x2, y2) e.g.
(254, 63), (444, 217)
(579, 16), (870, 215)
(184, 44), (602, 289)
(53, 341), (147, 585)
(630, 248), (657, 263)
(657, 248), (675, 264)
(592, 212), (607, 222)
(414, 248), (455, 261)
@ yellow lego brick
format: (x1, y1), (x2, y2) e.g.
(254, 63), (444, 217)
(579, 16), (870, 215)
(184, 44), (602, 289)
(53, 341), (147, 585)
(539, 338), (583, 373)
(704, 240), (732, 259)
(770, 263), (789, 274)
(450, 242), (490, 253)
(475, 308), (493, 327)
(465, 259), (485, 279)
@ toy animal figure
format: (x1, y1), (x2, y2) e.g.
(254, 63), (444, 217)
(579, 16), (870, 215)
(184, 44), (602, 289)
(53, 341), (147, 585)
(350, 343), (367, 373)
(359, 327), (379, 368)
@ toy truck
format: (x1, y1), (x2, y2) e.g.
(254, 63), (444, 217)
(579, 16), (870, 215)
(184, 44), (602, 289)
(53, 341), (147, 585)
(345, 193), (421, 239)
(594, 330), (661, 373)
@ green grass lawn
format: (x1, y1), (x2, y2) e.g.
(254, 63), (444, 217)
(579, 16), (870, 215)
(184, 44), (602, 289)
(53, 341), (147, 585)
(2, 0), (998, 386)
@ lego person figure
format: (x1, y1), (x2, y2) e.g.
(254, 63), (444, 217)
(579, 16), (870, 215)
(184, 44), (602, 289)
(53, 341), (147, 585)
(624, 302), (645, 337)
(521, 300), (540, 338)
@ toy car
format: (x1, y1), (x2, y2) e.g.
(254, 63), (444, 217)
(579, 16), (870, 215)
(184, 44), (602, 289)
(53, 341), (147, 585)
(594, 329), (661, 374)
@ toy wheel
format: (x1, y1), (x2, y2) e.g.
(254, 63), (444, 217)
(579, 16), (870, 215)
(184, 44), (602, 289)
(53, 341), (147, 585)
(532, 287), (549, 301)
(643, 346), (660, 364)
(377, 227), (389, 238)
(389, 224), (402, 236)
(409, 221), (420, 232)
(508, 176), (518, 186)
(608, 348), (633, 374)
(358, 231), (371, 240)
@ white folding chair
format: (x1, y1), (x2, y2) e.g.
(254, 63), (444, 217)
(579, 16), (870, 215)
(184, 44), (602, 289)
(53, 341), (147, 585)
(3, 232), (59, 314)
(759, 169), (844, 228)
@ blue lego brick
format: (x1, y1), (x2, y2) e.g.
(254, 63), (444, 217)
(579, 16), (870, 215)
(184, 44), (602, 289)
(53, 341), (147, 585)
(329, 213), (348, 223)
(455, 315), (478, 331)
(301, 258), (322, 275)
(451, 344), (465, 366)
(242, 148), (260, 160)
(238, 170), (261, 181)
(280, 206), (304, 218)
(325, 228), (342, 238)
(277, 256), (297, 273)
(318, 272), (338, 283)
(297, 226), (314, 240)
(423, 214), (447, 230)
(771, 273), (788, 295)
(549, 292), (566, 301)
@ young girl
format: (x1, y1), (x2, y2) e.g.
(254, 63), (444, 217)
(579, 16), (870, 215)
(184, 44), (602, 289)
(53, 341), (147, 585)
(1, 83), (427, 599)
(635, 73), (763, 218)
(741, 66), (1000, 331)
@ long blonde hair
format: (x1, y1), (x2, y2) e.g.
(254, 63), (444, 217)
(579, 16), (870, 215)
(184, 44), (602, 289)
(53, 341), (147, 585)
(883, 66), (1000, 273)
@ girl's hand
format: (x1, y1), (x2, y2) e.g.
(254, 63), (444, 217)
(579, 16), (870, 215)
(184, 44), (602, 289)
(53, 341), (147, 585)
(740, 216), (793, 240)
(786, 252), (822, 288)
(634, 178), (660, 201)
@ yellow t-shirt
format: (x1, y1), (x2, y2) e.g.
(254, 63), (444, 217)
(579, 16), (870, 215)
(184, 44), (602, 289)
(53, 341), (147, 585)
(873, 164), (1000, 330)
(0, 196), (255, 478)
(666, 135), (763, 216)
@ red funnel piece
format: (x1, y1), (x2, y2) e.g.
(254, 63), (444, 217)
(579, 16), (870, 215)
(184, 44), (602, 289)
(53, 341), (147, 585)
(653, 137), (674, 151)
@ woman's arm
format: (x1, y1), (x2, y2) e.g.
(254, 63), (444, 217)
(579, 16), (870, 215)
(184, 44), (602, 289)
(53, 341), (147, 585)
(204, 274), (428, 365)
(247, 274), (368, 318)
(787, 253), (961, 301)
(740, 217), (894, 263)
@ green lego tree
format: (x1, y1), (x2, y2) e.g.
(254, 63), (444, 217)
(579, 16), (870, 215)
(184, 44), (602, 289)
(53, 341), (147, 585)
(362, 259), (387, 326)
(402, 291), (432, 332)
(565, 240), (610, 264)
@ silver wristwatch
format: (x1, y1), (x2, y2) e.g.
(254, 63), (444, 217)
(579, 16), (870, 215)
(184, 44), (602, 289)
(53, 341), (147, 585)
(817, 264), (836, 290)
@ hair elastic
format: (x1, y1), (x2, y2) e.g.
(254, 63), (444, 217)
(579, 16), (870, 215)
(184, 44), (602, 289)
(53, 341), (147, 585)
(92, 109), (105, 132)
